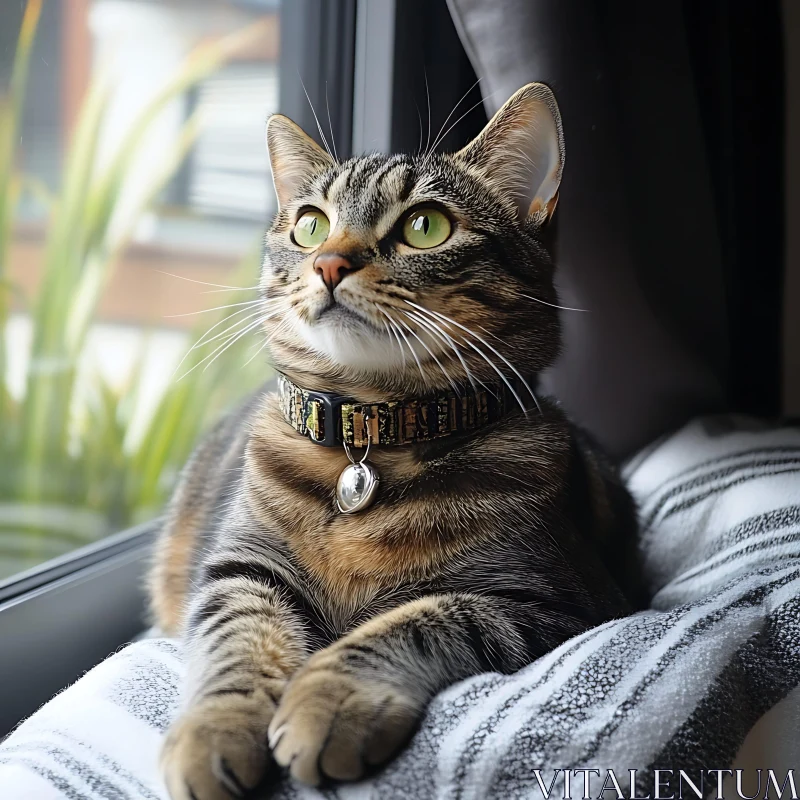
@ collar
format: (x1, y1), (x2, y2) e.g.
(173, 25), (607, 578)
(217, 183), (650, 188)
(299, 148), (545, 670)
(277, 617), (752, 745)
(277, 372), (525, 448)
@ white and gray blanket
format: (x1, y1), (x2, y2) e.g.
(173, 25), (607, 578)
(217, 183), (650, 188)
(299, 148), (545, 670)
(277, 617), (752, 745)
(2, 415), (799, 799)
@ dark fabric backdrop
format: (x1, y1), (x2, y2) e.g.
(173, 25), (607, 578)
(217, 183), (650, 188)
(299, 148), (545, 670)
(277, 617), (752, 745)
(447, 0), (785, 457)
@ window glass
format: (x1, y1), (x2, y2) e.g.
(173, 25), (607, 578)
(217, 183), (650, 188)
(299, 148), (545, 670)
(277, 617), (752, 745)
(0, 0), (279, 581)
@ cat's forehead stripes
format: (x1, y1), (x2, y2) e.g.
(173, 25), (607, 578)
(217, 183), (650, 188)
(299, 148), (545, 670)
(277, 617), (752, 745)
(311, 154), (421, 233)
(331, 155), (414, 200)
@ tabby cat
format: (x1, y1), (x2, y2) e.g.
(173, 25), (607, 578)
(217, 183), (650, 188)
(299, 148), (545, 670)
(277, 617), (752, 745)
(152, 83), (640, 800)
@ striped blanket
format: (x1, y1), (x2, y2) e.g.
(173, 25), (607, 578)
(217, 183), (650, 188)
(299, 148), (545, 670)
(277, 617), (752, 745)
(2, 415), (799, 799)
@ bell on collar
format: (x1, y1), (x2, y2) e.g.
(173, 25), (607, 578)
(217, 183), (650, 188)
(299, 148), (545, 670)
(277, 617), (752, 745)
(336, 460), (380, 513)
(336, 411), (380, 513)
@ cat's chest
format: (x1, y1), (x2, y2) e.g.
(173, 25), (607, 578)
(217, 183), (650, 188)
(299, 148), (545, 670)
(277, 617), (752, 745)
(263, 478), (454, 595)
(311, 579), (425, 641)
(247, 443), (488, 596)
(245, 403), (568, 596)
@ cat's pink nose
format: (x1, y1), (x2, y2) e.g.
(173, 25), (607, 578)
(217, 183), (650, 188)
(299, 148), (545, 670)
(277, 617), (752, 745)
(313, 253), (360, 291)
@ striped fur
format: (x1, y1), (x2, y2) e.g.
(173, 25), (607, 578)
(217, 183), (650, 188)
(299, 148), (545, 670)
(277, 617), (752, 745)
(151, 84), (640, 798)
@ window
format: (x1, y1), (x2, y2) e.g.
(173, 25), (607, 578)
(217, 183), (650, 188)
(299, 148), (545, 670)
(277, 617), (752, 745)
(0, 0), (281, 583)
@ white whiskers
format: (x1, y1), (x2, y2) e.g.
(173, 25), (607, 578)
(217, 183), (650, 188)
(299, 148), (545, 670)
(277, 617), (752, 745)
(168, 280), (290, 383)
(324, 82), (339, 162)
(404, 300), (541, 415)
(424, 70), (432, 158)
(395, 313), (460, 395)
(243, 314), (293, 368)
(300, 74), (335, 161)
(155, 270), (255, 291)
(379, 306), (426, 386)
(421, 89), (502, 167)
(402, 308), (482, 395)
(164, 298), (266, 319)
(425, 76), (482, 158)
(200, 285), (261, 295)
(175, 308), (284, 382)
(172, 303), (270, 374)
(377, 308), (406, 370)
(520, 293), (589, 313)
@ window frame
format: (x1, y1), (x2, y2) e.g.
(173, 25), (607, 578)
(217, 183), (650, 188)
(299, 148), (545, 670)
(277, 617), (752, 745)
(0, 522), (157, 735)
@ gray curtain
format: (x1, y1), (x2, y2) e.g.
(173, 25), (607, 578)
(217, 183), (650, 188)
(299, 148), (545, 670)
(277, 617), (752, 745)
(447, 0), (769, 458)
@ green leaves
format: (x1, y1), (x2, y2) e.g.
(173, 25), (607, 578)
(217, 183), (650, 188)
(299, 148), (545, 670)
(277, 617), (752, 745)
(0, 3), (270, 580)
(0, 0), (43, 429)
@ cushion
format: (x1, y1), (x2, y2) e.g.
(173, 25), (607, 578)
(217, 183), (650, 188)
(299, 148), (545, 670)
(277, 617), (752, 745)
(1, 415), (799, 798)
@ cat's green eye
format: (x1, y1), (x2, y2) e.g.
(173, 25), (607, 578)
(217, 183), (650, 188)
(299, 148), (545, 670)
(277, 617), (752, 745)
(402, 208), (452, 249)
(293, 209), (330, 248)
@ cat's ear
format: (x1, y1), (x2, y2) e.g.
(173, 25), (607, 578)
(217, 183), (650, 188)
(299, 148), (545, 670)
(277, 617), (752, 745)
(266, 114), (334, 208)
(455, 83), (564, 224)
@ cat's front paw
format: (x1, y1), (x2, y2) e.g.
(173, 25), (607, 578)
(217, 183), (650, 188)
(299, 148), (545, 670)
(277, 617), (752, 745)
(161, 695), (275, 800)
(268, 657), (422, 786)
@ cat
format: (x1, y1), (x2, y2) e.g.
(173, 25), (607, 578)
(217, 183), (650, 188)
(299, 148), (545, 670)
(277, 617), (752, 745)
(151, 82), (641, 799)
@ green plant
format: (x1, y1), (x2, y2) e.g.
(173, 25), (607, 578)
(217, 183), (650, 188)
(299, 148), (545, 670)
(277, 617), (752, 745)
(0, 4), (269, 578)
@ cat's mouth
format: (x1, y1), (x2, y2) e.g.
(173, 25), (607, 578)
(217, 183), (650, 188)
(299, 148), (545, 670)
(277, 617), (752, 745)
(315, 303), (376, 334)
(312, 291), (380, 331)
(317, 301), (353, 321)
(295, 292), (409, 370)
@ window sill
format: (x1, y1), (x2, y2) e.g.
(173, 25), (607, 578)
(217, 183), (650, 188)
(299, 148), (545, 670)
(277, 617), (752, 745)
(0, 522), (158, 737)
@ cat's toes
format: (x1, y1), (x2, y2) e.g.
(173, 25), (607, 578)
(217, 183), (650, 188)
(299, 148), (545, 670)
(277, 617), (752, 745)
(268, 665), (421, 786)
(161, 697), (274, 800)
